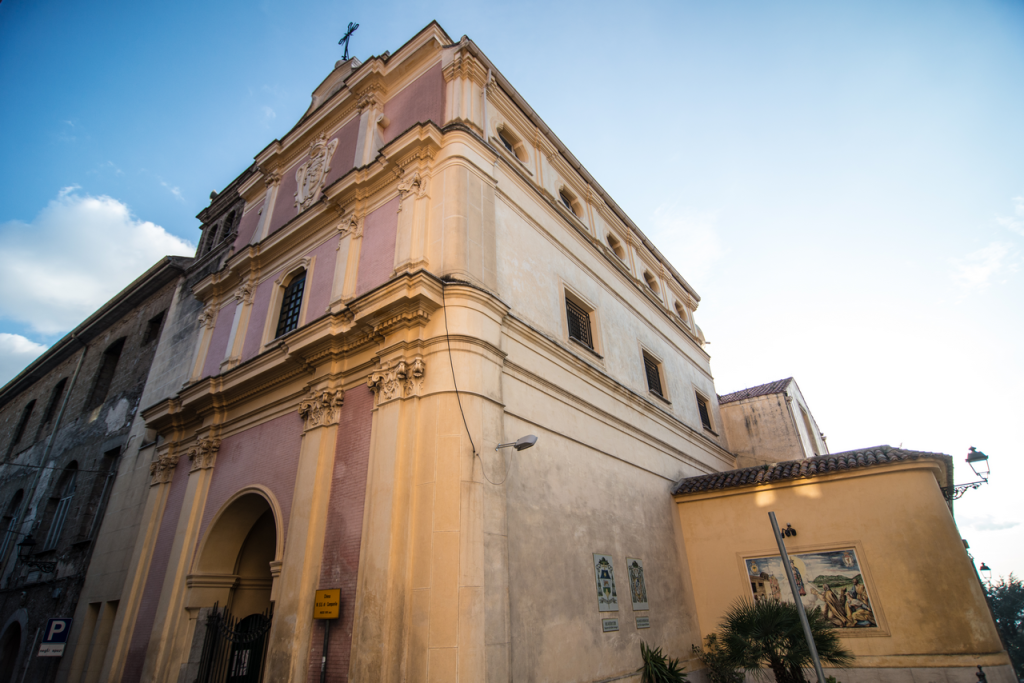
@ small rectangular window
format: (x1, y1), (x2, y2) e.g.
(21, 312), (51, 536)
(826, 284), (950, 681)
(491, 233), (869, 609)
(696, 393), (713, 431)
(565, 298), (593, 349)
(643, 353), (663, 398)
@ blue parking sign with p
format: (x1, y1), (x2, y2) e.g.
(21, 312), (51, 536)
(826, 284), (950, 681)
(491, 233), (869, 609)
(38, 618), (72, 657)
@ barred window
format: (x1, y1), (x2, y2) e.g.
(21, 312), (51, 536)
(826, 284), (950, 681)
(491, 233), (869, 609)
(276, 272), (306, 338)
(44, 465), (77, 550)
(565, 298), (593, 349)
(644, 354), (663, 397)
(696, 393), (713, 431)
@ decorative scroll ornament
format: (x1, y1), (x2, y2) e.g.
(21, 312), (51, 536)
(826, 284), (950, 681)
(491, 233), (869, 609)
(355, 84), (384, 112)
(397, 172), (427, 212)
(150, 453), (180, 485)
(187, 438), (222, 472)
(298, 388), (345, 430)
(338, 214), (362, 239)
(198, 305), (217, 328)
(367, 358), (426, 404)
(295, 134), (339, 212)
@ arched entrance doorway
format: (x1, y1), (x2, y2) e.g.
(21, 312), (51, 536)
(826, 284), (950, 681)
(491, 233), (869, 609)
(191, 492), (279, 683)
(0, 621), (22, 683)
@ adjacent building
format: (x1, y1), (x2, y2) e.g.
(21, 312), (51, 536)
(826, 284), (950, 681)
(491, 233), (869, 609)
(0, 256), (189, 683)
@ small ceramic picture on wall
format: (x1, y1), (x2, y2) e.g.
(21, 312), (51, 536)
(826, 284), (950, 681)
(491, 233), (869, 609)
(593, 554), (619, 612)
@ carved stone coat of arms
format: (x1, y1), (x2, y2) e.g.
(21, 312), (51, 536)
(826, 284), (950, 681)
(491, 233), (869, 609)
(294, 133), (339, 212)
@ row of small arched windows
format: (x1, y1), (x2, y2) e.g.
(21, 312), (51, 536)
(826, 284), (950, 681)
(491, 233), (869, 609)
(199, 210), (237, 257)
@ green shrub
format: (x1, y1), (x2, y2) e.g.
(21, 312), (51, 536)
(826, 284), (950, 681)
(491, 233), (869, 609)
(692, 633), (744, 683)
(638, 641), (689, 683)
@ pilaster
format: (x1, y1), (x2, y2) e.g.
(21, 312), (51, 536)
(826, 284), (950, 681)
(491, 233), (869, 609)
(263, 389), (342, 683)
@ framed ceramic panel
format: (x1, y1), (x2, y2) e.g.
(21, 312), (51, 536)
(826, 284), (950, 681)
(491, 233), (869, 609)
(626, 557), (649, 611)
(593, 554), (619, 612)
(745, 548), (877, 629)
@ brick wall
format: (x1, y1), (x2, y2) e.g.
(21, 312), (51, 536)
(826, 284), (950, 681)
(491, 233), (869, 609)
(323, 117), (361, 188)
(241, 269), (281, 362)
(200, 301), (236, 378)
(233, 199), (265, 251)
(306, 384), (374, 682)
(355, 197), (400, 297)
(306, 237), (339, 323)
(195, 412), (303, 550)
(382, 62), (445, 144)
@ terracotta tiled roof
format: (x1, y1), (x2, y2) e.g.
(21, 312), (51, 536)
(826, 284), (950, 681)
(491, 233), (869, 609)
(671, 445), (950, 496)
(718, 378), (793, 405)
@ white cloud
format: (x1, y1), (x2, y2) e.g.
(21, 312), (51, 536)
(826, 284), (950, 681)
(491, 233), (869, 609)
(649, 203), (724, 286)
(996, 195), (1024, 236)
(0, 188), (194, 335)
(958, 514), (1020, 532)
(158, 178), (184, 202)
(0, 334), (48, 386)
(262, 106), (277, 120)
(949, 242), (1012, 290)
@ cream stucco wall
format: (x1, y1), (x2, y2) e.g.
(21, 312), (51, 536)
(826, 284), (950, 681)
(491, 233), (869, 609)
(674, 461), (1014, 681)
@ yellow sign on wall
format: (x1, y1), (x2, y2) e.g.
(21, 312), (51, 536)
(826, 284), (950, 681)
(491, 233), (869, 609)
(313, 589), (341, 619)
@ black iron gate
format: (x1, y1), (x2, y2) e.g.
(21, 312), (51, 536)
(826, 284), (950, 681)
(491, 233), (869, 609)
(196, 603), (273, 683)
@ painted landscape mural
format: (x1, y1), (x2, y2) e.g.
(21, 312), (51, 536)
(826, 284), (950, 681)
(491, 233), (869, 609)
(746, 548), (877, 628)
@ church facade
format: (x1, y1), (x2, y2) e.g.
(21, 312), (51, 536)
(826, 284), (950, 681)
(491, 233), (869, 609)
(6, 20), (1009, 683)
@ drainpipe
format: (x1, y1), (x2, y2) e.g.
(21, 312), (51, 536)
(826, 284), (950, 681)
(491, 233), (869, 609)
(0, 337), (87, 582)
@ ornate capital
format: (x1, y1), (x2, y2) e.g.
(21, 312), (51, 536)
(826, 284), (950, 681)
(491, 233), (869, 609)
(355, 83), (385, 112)
(298, 388), (345, 431)
(338, 214), (362, 239)
(233, 282), (254, 306)
(150, 453), (180, 486)
(198, 305), (217, 329)
(187, 438), (221, 472)
(367, 358), (426, 405)
(263, 168), (281, 188)
(397, 171), (428, 212)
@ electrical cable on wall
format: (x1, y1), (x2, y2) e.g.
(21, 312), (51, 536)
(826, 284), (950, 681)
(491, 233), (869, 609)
(440, 276), (514, 486)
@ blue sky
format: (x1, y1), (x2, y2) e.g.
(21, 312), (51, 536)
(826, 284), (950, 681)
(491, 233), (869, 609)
(2, 1), (1023, 574)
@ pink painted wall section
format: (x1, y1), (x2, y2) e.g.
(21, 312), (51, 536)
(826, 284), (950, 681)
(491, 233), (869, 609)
(355, 196), (400, 297)
(121, 462), (190, 683)
(234, 199), (264, 250)
(306, 385), (374, 683)
(268, 157), (305, 236)
(241, 270), (282, 362)
(382, 62), (445, 144)
(201, 301), (237, 378)
(195, 412), (303, 552)
(323, 117), (361, 186)
(305, 238), (338, 322)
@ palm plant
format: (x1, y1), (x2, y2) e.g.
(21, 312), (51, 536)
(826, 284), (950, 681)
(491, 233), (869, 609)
(637, 641), (688, 683)
(717, 599), (853, 683)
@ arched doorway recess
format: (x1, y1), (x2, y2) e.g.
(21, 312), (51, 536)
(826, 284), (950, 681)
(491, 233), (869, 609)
(0, 621), (22, 683)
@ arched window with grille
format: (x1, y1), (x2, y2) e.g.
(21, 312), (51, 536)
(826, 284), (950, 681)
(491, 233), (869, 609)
(275, 270), (306, 338)
(0, 490), (24, 563)
(43, 464), (78, 550)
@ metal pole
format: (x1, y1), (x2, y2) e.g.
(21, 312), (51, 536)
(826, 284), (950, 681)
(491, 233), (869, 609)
(769, 511), (826, 683)
(320, 619), (330, 683)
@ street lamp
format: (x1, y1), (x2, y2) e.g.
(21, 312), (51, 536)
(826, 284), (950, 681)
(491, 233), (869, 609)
(942, 447), (992, 501)
(967, 447), (990, 481)
(16, 534), (56, 574)
(979, 562), (992, 586)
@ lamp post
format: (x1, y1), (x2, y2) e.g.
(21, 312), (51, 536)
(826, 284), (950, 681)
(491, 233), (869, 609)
(942, 447), (991, 501)
(979, 562), (992, 587)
